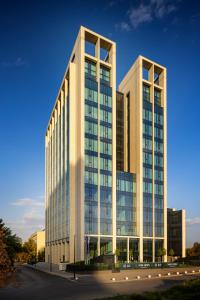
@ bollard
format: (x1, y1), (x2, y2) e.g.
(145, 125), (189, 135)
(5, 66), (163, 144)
(125, 276), (128, 280)
(137, 275), (140, 279)
(148, 275), (151, 278)
(158, 274), (161, 277)
(184, 271), (187, 274)
(176, 272), (179, 275)
(167, 272), (171, 276)
(192, 270), (195, 273)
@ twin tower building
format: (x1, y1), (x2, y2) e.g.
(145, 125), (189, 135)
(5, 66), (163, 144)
(45, 26), (167, 264)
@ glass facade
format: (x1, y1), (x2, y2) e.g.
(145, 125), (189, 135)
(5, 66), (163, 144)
(116, 171), (137, 236)
(143, 239), (153, 262)
(116, 238), (127, 262)
(129, 239), (139, 261)
(155, 239), (164, 261)
(84, 59), (113, 236)
(84, 61), (99, 235)
(100, 82), (112, 235)
(100, 238), (112, 255)
(143, 95), (153, 237)
(154, 94), (164, 237)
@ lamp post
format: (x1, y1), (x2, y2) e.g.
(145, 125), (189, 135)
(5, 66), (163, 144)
(73, 234), (76, 279)
(50, 243), (52, 272)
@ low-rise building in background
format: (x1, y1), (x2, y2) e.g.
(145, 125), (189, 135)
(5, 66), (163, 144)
(167, 208), (186, 258)
(30, 230), (45, 255)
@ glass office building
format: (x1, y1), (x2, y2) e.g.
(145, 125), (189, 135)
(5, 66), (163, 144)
(45, 26), (168, 264)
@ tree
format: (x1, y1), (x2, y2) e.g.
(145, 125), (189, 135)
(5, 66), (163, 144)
(0, 223), (12, 278)
(23, 238), (37, 263)
(38, 249), (45, 262)
(187, 242), (200, 257)
(0, 219), (22, 266)
(157, 247), (166, 262)
(169, 248), (175, 262)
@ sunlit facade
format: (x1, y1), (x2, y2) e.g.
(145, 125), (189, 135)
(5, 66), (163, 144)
(45, 26), (167, 264)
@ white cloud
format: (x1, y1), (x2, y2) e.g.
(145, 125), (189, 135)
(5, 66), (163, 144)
(115, 22), (131, 32)
(115, 0), (178, 30)
(187, 217), (200, 225)
(1, 57), (28, 68)
(6, 209), (44, 242)
(6, 196), (45, 241)
(129, 3), (153, 28)
(11, 198), (44, 207)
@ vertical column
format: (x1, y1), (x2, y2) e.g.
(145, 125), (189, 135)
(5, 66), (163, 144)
(61, 91), (64, 240)
(138, 57), (143, 262)
(127, 237), (129, 262)
(182, 209), (186, 258)
(95, 37), (100, 256)
(64, 78), (68, 239)
(152, 65), (155, 263)
(163, 68), (167, 262)
(69, 62), (76, 263)
(110, 42), (116, 256)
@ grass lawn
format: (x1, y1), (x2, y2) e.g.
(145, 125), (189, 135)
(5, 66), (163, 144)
(97, 278), (200, 300)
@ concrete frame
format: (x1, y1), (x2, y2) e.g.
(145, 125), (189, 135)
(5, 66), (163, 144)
(45, 27), (168, 264)
(119, 56), (167, 262)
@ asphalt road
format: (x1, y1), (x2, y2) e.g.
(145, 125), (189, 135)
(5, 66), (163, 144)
(0, 266), (199, 300)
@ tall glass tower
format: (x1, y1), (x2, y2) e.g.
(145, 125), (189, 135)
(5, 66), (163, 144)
(45, 27), (167, 264)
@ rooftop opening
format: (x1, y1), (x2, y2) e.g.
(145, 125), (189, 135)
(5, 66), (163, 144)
(142, 60), (152, 81)
(154, 65), (163, 86)
(100, 39), (112, 63)
(85, 31), (98, 57)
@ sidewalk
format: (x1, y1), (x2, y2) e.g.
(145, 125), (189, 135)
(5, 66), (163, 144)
(25, 262), (200, 284)
(25, 262), (76, 279)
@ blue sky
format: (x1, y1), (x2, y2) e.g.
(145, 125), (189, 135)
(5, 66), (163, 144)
(0, 0), (199, 246)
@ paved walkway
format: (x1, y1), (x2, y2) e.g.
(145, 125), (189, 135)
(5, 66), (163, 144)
(25, 262), (200, 284)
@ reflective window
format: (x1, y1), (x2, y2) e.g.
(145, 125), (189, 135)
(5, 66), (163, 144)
(100, 125), (112, 140)
(85, 60), (96, 78)
(154, 169), (163, 181)
(116, 239), (127, 262)
(154, 183), (163, 196)
(100, 93), (112, 107)
(143, 123), (152, 136)
(143, 152), (152, 165)
(85, 138), (98, 152)
(100, 66), (110, 84)
(143, 240), (153, 262)
(143, 84), (150, 102)
(85, 171), (98, 185)
(143, 109), (152, 122)
(116, 172), (137, 236)
(100, 174), (112, 187)
(100, 238), (112, 255)
(100, 109), (112, 124)
(100, 157), (112, 171)
(143, 167), (152, 179)
(154, 154), (163, 167)
(85, 121), (98, 136)
(154, 112), (163, 126)
(154, 141), (163, 153)
(154, 127), (163, 139)
(154, 89), (161, 106)
(85, 155), (98, 169)
(100, 141), (112, 155)
(143, 138), (152, 151)
(143, 182), (152, 193)
(85, 104), (98, 120)
(85, 87), (98, 103)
